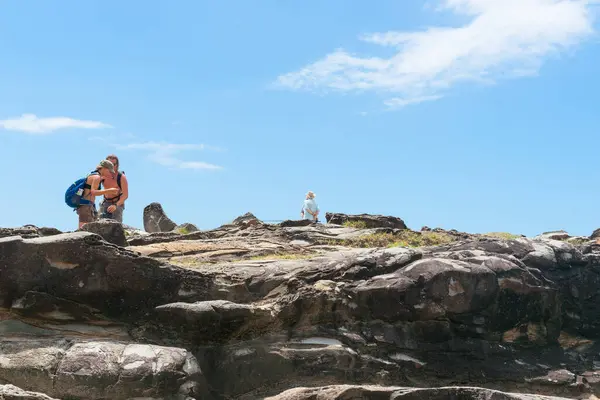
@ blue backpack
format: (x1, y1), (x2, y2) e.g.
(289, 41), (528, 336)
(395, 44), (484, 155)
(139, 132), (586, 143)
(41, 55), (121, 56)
(64, 171), (99, 209)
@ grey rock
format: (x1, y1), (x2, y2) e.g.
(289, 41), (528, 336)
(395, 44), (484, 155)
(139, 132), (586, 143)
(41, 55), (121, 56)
(326, 212), (408, 230)
(80, 219), (128, 246)
(0, 339), (208, 400)
(0, 226), (62, 240)
(279, 219), (314, 227)
(152, 300), (271, 345)
(265, 385), (573, 400)
(0, 232), (213, 318)
(4, 214), (600, 399)
(0, 384), (59, 400)
(143, 202), (177, 233)
(232, 212), (260, 225)
(536, 230), (571, 241)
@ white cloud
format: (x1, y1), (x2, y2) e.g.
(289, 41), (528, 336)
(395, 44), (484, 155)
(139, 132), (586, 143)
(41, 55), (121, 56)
(116, 141), (222, 171)
(116, 142), (207, 151)
(384, 95), (443, 109)
(0, 114), (111, 134)
(276, 0), (597, 108)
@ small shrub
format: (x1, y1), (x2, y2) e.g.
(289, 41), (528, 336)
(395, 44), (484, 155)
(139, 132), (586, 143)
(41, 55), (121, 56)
(176, 226), (191, 235)
(342, 220), (369, 229)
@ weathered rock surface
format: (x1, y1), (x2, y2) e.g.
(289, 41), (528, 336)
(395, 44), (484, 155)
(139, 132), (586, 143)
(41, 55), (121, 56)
(0, 384), (59, 399)
(80, 219), (128, 246)
(326, 212), (408, 229)
(143, 202), (177, 233)
(0, 226), (62, 239)
(0, 338), (207, 399)
(232, 212), (260, 226)
(265, 385), (572, 400)
(2, 217), (600, 399)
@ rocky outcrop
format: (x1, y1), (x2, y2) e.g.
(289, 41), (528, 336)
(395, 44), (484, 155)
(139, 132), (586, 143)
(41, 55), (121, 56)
(536, 230), (571, 241)
(326, 212), (408, 229)
(0, 339), (206, 399)
(0, 384), (59, 400)
(279, 219), (314, 227)
(3, 217), (600, 399)
(266, 385), (572, 400)
(0, 226), (62, 239)
(232, 212), (260, 225)
(143, 202), (177, 233)
(80, 219), (128, 246)
(0, 232), (213, 318)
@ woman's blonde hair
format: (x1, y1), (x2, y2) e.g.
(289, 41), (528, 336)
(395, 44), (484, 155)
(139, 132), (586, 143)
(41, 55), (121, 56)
(306, 191), (316, 199)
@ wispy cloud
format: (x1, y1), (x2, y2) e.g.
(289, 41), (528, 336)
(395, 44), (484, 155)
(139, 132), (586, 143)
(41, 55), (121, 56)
(276, 0), (597, 109)
(0, 114), (111, 134)
(115, 141), (222, 171)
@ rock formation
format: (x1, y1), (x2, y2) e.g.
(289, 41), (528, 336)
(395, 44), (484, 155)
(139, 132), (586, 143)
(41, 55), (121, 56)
(232, 212), (260, 225)
(80, 219), (128, 246)
(265, 385), (571, 400)
(143, 202), (177, 233)
(2, 217), (600, 399)
(326, 212), (408, 229)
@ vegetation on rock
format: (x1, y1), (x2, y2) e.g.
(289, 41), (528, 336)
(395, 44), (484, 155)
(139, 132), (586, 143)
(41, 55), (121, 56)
(333, 230), (456, 248)
(484, 232), (522, 240)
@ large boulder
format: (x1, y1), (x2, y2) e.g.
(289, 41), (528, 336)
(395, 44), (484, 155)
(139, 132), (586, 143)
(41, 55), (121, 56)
(0, 339), (208, 399)
(143, 202), (177, 233)
(80, 219), (128, 247)
(0, 384), (59, 400)
(0, 232), (213, 318)
(326, 213), (407, 230)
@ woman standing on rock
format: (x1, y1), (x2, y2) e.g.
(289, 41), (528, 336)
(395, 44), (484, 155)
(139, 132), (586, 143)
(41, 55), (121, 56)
(300, 191), (320, 222)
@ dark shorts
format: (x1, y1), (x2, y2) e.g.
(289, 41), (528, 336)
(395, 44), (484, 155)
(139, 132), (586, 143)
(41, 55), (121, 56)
(77, 204), (97, 224)
(100, 200), (124, 223)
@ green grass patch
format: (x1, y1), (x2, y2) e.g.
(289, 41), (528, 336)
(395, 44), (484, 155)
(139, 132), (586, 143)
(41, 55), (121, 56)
(342, 220), (369, 229)
(249, 253), (315, 261)
(484, 232), (521, 240)
(334, 230), (456, 249)
(566, 237), (588, 246)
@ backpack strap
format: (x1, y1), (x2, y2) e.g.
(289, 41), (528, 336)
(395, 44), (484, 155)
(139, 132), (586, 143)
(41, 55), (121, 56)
(103, 172), (124, 204)
(83, 171), (100, 190)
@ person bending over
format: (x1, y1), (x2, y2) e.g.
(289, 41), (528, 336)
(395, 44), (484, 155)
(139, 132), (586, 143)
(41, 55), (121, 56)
(77, 160), (119, 228)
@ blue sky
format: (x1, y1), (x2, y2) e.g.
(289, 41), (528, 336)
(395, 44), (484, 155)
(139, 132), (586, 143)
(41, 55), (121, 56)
(1, 0), (599, 236)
